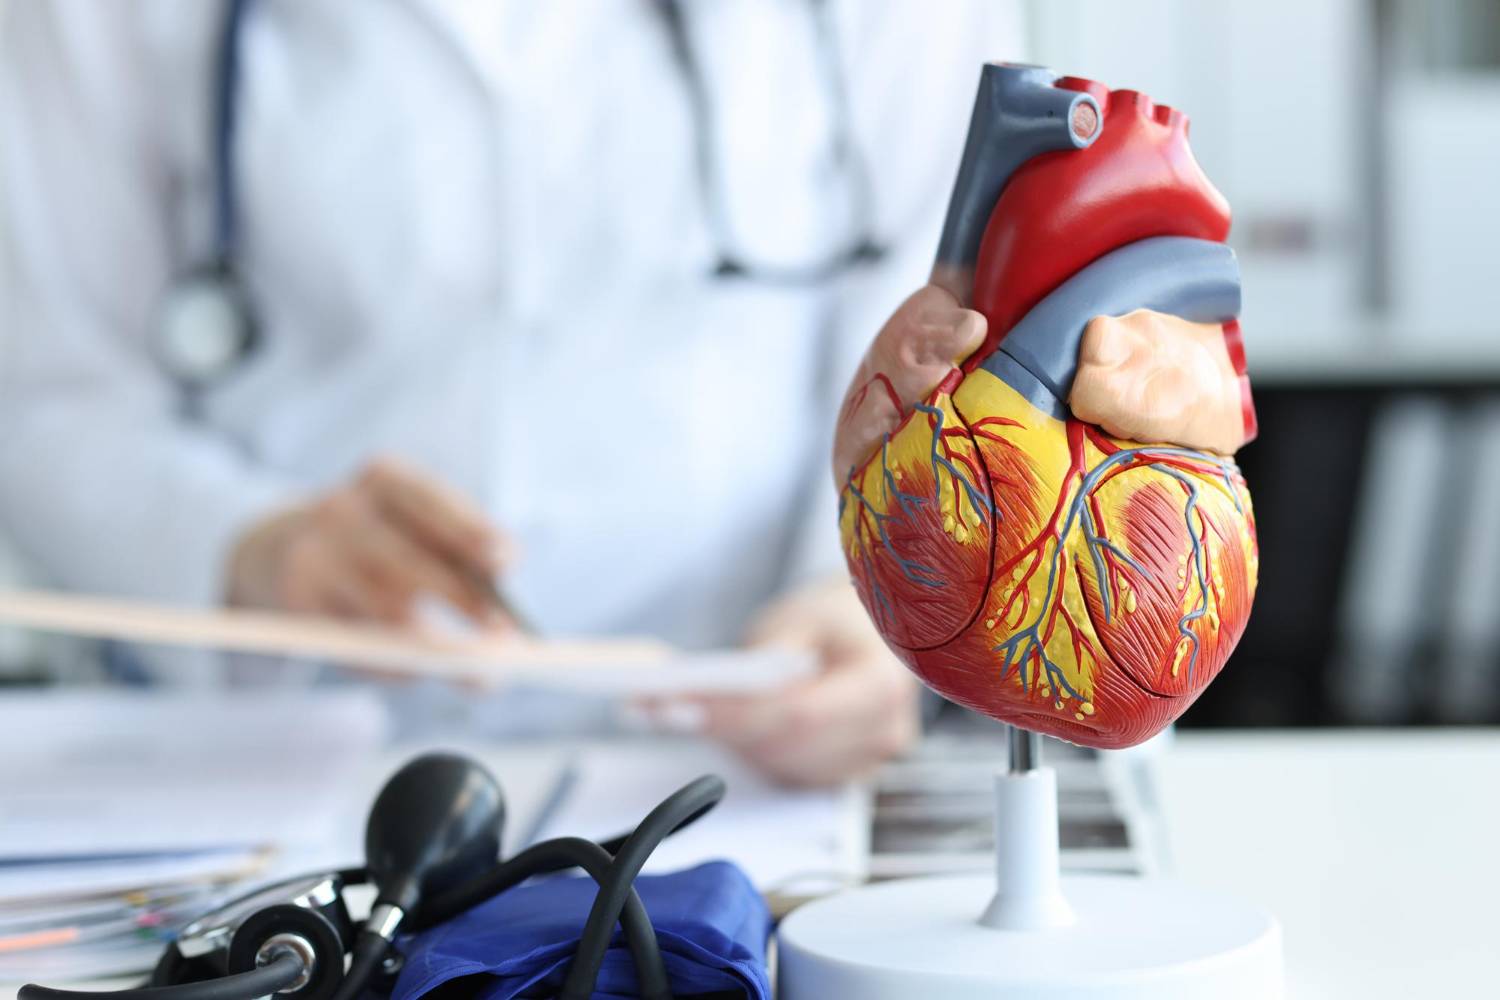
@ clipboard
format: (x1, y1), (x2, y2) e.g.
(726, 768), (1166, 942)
(0, 589), (814, 694)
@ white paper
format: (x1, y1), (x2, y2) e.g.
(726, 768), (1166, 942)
(0, 690), (389, 860)
(0, 849), (270, 908)
(532, 737), (868, 892)
(520, 647), (815, 695)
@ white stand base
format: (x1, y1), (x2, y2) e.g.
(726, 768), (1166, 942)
(780, 753), (1281, 999)
(778, 872), (1283, 999)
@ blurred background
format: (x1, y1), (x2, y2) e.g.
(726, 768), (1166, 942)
(1028, 0), (1500, 729)
(2, 0), (1498, 728)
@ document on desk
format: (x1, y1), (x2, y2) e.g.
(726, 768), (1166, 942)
(530, 737), (869, 895)
(0, 689), (389, 860)
(0, 589), (813, 694)
(0, 690), (392, 982)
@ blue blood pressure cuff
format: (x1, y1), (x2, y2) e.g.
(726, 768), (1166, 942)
(389, 862), (772, 1000)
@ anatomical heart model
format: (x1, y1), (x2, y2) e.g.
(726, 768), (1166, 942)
(834, 64), (1257, 749)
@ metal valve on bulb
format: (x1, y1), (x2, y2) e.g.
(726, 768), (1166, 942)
(251, 935), (318, 994)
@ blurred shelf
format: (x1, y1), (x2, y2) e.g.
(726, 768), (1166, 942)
(1247, 312), (1500, 389)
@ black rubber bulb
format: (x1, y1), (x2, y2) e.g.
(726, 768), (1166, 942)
(364, 753), (505, 915)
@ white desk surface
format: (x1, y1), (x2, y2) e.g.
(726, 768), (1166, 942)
(5, 728), (1495, 999)
(1152, 729), (1500, 1000)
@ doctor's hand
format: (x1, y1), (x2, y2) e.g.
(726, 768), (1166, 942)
(683, 578), (920, 788)
(227, 457), (513, 627)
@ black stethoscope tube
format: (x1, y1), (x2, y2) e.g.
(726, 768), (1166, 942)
(19, 954), (303, 1000)
(654, 0), (885, 284)
(411, 836), (669, 998)
(413, 775), (727, 1000)
(21, 774), (725, 1000)
(556, 775), (724, 1000)
(169, 0), (884, 389)
(212, 0), (249, 266)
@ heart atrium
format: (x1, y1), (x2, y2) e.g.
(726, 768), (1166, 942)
(839, 367), (1257, 749)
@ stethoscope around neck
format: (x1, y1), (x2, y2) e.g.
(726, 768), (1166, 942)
(150, 0), (259, 391)
(152, 0), (887, 391)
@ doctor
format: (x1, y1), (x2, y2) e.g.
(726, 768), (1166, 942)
(0, 1), (1021, 785)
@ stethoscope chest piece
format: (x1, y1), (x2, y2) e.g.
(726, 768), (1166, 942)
(153, 263), (259, 388)
(167, 872), (353, 1000)
(223, 902), (349, 1000)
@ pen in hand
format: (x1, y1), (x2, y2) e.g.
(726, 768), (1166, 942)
(457, 562), (538, 637)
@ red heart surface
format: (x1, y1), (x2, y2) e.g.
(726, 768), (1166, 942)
(838, 71), (1258, 749)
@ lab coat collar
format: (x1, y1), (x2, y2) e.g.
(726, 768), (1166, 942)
(403, 0), (515, 96)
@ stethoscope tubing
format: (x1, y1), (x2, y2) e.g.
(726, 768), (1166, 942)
(212, 0), (250, 265)
(162, 0), (885, 389)
(96, 775), (727, 1000)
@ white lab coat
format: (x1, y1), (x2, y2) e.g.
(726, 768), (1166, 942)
(0, 0), (1021, 649)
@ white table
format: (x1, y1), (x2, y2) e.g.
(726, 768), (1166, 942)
(1152, 729), (1500, 1000)
(6, 729), (1495, 999)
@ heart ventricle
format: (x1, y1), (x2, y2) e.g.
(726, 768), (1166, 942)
(840, 366), (1256, 749)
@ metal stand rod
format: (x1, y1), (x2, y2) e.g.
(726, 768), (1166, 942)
(1008, 726), (1042, 773)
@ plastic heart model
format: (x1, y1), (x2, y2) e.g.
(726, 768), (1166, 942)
(833, 65), (1257, 749)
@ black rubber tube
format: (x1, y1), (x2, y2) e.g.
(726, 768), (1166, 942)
(555, 775), (726, 1000)
(325, 932), (387, 1000)
(20, 774), (724, 1000)
(594, 798), (717, 858)
(19, 953), (303, 1000)
(412, 837), (670, 1000)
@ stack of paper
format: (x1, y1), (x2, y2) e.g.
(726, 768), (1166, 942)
(0, 849), (270, 982)
(0, 690), (389, 982)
